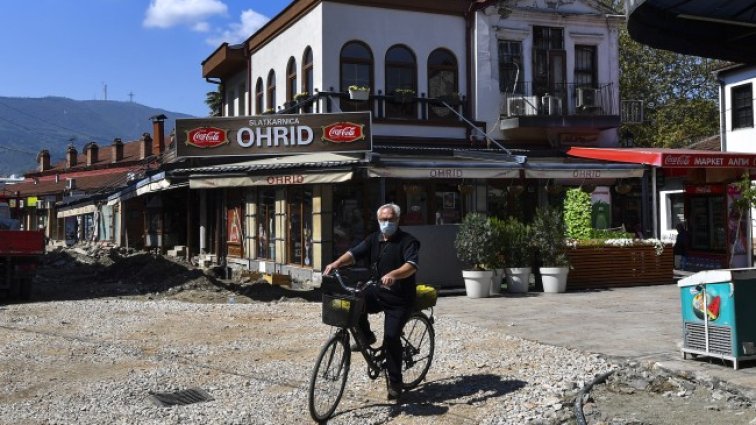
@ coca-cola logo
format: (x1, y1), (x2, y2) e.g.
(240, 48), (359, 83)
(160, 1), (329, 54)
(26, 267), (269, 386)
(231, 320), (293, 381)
(321, 122), (364, 144)
(663, 154), (691, 166)
(185, 127), (228, 148)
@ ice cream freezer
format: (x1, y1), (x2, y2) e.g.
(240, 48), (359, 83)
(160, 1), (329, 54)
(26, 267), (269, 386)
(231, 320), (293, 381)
(678, 268), (756, 369)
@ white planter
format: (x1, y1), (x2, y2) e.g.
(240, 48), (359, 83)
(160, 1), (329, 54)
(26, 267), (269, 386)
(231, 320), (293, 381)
(505, 267), (531, 293)
(490, 268), (503, 295)
(462, 270), (493, 298)
(349, 89), (369, 101)
(540, 267), (569, 293)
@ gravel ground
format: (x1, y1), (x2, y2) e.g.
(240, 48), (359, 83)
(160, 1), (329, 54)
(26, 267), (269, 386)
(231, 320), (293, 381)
(1, 246), (753, 424)
(0, 297), (617, 425)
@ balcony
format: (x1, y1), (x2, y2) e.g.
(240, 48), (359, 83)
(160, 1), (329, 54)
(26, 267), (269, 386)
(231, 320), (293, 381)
(499, 82), (621, 140)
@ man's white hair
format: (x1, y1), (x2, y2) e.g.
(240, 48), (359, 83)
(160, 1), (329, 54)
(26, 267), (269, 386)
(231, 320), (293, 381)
(376, 203), (401, 218)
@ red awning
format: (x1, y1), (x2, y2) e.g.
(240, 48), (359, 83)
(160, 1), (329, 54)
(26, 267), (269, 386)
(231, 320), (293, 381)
(567, 147), (756, 169)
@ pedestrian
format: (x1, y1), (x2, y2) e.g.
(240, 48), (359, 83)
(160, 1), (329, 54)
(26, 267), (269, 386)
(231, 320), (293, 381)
(674, 222), (688, 269)
(323, 202), (420, 402)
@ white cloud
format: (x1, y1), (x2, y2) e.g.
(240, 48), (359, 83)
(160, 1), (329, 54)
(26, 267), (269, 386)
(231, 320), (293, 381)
(143, 0), (228, 29)
(205, 9), (269, 45)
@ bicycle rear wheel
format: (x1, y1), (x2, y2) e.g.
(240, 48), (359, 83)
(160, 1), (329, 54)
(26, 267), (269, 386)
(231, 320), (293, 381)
(401, 312), (435, 389)
(308, 332), (351, 422)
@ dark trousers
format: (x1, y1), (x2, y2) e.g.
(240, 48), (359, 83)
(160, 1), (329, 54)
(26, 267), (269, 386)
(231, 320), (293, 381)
(357, 285), (412, 386)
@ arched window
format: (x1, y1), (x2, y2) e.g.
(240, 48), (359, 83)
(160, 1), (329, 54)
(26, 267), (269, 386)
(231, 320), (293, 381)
(427, 48), (459, 120)
(340, 41), (373, 112)
(302, 47), (314, 112)
(286, 57), (297, 103)
(255, 78), (264, 115)
(385, 45), (417, 118)
(266, 70), (276, 112)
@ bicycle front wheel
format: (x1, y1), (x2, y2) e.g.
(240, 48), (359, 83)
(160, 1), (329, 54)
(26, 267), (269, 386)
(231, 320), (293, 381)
(401, 312), (435, 389)
(308, 332), (351, 422)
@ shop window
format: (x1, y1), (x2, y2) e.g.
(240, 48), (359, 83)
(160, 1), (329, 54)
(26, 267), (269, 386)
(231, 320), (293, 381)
(302, 47), (314, 112)
(731, 83), (753, 130)
(385, 44), (417, 119)
(267, 69), (276, 111)
(333, 186), (368, 259)
(532, 26), (565, 99)
(427, 48), (458, 120)
(498, 40), (523, 93)
(340, 41), (373, 112)
(286, 57), (297, 103)
(287, 187), (313, 266)
(257, 189), (276, 260)
(689, 195), (726, 251)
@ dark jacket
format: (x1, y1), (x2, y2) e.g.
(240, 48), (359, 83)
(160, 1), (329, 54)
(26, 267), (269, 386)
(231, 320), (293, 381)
(350, 228), (420, 301)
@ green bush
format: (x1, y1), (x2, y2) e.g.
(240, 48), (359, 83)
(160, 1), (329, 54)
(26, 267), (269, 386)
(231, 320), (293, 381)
(499, 218), (532, 267)
(455, 213), (497, 270)
(532, 207), (570, 267)
(564, 188), (592, 240)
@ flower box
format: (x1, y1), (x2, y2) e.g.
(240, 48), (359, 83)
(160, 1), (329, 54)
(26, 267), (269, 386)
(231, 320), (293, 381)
(566, 244), (673, 290)
(348, 86), (370, 101)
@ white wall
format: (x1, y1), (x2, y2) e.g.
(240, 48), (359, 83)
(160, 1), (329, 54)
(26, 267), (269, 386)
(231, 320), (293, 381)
(250, 5), (324, 113)
(720, 66), (756, 153)
(474, 3), (622, 145)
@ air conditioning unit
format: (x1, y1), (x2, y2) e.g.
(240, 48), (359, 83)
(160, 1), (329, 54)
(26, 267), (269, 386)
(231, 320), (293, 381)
(577, 88), (599, 109)
(506, 96), (538, 116)
(542, 94), (562, 116)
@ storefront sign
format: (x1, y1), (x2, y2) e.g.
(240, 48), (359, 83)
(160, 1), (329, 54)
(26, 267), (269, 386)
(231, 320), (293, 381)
(189, 171), (354, 189)
(176, 112), (371, 158)
(685, 185), (724, 194)
(368, 167), (519, 179)
(663, 153), (756, 168)
(559, 133), (599, 147)
(524, 168), (644, 179)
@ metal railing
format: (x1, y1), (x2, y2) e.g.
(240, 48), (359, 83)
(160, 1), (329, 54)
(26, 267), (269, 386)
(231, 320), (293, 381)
(500, 82), (617, 117)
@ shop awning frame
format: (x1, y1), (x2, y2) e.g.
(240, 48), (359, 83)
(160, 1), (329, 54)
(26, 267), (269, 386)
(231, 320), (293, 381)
(567, 147), (756, 169)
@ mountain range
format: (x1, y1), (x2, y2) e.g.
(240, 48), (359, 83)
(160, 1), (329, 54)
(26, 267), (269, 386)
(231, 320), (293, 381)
(0, 96), (196, 176)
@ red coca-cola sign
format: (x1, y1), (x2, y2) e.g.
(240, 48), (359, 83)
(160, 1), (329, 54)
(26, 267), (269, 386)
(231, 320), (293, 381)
(663, 154), (691, 167)
(321, 122), (364, 144)
(185, 127), (228, 148)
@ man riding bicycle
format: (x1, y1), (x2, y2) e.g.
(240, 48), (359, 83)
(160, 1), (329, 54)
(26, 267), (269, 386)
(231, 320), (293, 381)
(324, 203), (420, 401)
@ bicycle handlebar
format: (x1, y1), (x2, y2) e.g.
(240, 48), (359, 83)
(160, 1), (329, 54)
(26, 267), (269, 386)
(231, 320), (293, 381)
(327, 269), (377, 294)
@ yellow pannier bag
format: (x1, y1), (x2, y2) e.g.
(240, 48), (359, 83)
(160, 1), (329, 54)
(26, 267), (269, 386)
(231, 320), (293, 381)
(414, 284), (437, 310)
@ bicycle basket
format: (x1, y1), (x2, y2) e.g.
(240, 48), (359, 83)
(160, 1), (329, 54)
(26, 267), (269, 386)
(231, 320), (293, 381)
(413, 284), (438, 310)
(322, 293), (364, 327)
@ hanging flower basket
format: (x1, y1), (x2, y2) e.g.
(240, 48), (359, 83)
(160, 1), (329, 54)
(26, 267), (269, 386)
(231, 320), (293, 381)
(348, 86), (370, 101)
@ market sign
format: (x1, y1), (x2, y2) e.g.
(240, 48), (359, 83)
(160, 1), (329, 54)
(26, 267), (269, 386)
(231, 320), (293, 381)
(662, 153), (756, 168)
(175, 112), (371, 158)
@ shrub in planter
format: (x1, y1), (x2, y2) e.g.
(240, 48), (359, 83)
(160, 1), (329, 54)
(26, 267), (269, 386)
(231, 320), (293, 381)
(532, 207), (570, 267)
(455, 213), (497, 271)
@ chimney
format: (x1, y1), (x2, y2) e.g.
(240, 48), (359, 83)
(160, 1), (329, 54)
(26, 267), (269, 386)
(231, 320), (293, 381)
(111, 138), (123, 163)
(66, 144), (78, 168)
(37, 149), (51, 172)
(150, 114), (167, 156)
(140, 133), (152, 160)
(85, 142), (99, 166)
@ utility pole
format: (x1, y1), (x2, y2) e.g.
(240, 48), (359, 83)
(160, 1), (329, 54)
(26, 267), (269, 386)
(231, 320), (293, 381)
(128, 92), (134, 103)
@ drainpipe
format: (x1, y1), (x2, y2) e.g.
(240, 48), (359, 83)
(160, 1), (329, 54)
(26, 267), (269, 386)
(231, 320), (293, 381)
(719, 78), (727, 151)
(465, 1), (497, 120)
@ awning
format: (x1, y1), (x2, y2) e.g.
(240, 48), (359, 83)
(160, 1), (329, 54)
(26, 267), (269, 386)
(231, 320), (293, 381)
(368, 167), (519, 179)
(57, 203), (97, 218)
(567, 147), (756, 169)
(107, 172), (185, 206)
(173, 152), (364, 174)
(523, 162), (645, 179)
(189, 171), (353, 189)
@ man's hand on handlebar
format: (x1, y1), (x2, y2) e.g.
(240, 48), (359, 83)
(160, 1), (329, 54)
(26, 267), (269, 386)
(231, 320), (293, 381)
(323, 262), (339, 277)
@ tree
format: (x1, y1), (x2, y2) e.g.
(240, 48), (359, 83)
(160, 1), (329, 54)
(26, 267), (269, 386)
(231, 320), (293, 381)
(614, 1), (727, 147)
(205, 89), (222, 117)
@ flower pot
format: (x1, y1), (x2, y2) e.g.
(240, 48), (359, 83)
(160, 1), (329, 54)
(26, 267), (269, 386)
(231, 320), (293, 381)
(490, 268), (503, 295)
(349, 88), (369, 101)
(540, 266), (569, 293)
(462, 270), (493, 298)
(505, 267), (531, 293)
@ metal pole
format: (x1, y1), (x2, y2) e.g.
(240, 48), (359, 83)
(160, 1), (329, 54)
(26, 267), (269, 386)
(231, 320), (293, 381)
(652, 167), (658, 238)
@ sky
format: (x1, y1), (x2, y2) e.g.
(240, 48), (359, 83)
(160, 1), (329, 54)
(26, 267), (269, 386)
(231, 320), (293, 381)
(0, 0), (292, 117)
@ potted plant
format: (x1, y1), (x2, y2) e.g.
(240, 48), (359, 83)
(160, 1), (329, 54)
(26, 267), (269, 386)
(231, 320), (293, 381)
(392, 88), (415, 104)
(532, 207), (570, 293)
(454, 213), (497, 298)
(348, 85), (370, 101)
(489, 217), (507, 295)
(294, 92), (310, 102)
(500, 218), (533, 294)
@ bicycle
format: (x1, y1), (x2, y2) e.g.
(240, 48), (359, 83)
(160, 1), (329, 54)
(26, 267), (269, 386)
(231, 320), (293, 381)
(307, 269), (436, 422)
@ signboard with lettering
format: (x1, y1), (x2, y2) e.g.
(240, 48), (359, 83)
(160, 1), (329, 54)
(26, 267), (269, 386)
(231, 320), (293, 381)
(175, 112), (371, 158)
(663, 153), (756, 168)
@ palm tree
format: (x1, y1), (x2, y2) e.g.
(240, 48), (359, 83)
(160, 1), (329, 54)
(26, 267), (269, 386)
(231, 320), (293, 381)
(205, 89), (222, 117)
